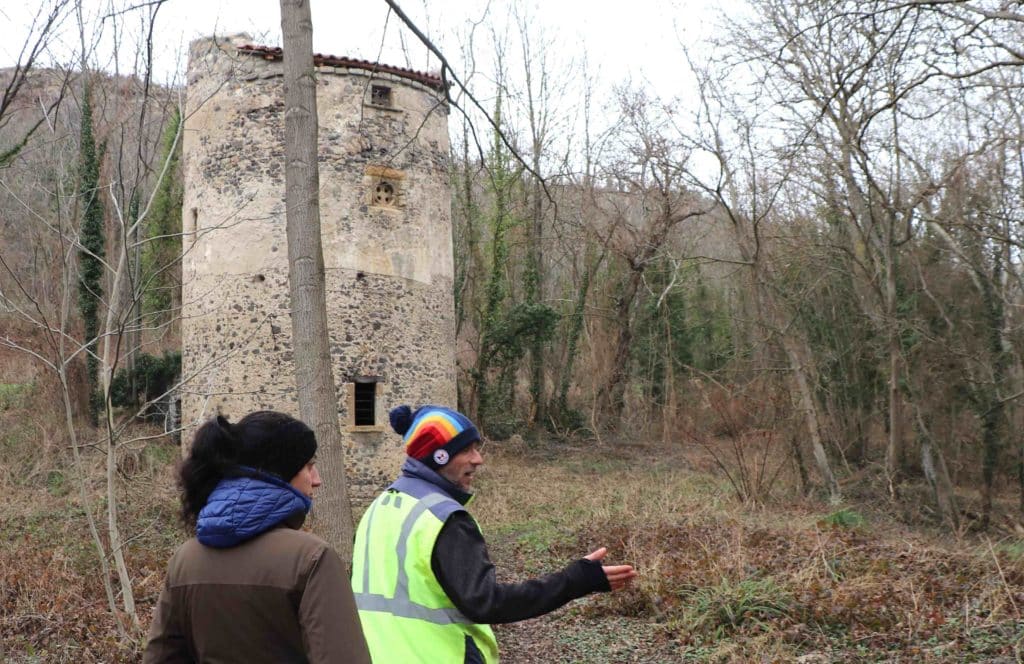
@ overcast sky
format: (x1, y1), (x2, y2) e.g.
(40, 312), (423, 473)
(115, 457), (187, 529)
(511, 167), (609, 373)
(2, 0), (738, 178)
(2, 1), (724, 97)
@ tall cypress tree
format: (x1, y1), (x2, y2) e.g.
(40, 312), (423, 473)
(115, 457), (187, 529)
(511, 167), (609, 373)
(141, 107), (183, 322)
(78, 83), (105, 417)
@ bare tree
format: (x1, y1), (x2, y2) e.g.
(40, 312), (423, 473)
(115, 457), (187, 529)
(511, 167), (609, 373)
(0, 0), (214, 637)
(278, 0), (355, 561)
(674, 47), (845, 502)
(594, 89), (706, 421)
(511, 6), (576, 430)
(710, 0), (971, 496)
(0, 70), (178, 640)
(0, 0), (73, 167)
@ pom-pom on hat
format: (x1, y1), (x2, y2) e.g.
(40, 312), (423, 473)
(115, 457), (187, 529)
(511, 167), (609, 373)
(390, 405), (480, 468)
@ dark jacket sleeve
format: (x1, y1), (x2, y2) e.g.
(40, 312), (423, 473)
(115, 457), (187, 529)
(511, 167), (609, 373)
(431, 512), (610, 624)
(299, 545), (372, 664)
(142, 577), (191, 664)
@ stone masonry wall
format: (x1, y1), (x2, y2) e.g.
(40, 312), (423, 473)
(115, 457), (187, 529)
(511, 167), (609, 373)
(181, 35), (455, 501)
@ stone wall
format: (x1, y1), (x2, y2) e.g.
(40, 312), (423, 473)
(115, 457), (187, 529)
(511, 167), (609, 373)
(181, 35), (455, 501)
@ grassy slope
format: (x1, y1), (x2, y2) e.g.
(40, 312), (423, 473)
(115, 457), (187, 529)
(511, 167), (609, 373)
(475, 442), (1024, 663)
(4, 425), (1024, 662)
(1, 374), (184, 663)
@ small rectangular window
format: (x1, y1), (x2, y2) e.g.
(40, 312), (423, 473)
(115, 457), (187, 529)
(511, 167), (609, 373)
(353, 380), (377, 426)
(371, 84), (392, 107)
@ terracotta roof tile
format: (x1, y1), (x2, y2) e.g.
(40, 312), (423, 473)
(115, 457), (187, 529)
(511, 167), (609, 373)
(236, 44), (445, 91)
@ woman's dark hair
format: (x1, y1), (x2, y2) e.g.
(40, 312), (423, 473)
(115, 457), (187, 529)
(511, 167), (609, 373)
(178, 411), (316, 527)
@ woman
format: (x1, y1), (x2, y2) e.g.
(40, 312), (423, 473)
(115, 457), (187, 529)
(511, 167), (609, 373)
(144, 411), (370, 663)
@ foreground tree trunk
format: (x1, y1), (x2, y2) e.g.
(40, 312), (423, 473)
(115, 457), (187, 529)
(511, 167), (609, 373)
(279, 0), (355, 562)
(779, 333), (841, 504)
(99, 227), (139, 630)
(883, 240), (906, 498)
(915, 408), (960, 532)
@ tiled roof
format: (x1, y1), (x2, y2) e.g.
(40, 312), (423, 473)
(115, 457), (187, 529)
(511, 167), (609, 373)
(236, 44), (445, 91)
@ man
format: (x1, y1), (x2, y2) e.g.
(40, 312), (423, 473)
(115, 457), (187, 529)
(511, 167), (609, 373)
(352, 405), (637, 664)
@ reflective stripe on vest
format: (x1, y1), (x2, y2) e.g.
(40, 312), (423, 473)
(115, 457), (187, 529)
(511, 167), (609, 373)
(355, 492), (471, 625)
(352, 486), (499, 664)
(354, 593), (471, 625)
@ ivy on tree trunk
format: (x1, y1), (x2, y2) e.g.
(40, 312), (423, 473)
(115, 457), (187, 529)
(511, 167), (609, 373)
(77, 82), (105, 419)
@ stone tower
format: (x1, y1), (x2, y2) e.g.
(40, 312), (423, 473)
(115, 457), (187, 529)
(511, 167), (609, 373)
(181, 35), (455, 499)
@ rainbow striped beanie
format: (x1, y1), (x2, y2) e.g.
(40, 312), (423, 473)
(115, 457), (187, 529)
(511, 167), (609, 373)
(389, 404), (480, 468)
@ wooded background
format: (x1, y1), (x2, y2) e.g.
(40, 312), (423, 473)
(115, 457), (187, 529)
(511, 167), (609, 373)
(2, 6), (1024, 639)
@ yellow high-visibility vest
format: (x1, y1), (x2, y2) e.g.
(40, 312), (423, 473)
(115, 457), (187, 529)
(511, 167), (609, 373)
(352, 476), (499, 664)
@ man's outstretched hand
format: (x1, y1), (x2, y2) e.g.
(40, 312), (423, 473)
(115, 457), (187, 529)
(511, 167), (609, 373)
(585, 547), (638, 591)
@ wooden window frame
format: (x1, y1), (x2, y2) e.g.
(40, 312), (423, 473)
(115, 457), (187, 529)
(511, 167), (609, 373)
(346, 378), (384, 432)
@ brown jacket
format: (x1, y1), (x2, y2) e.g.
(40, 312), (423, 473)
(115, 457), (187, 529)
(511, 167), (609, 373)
(143, 525), (370, 664)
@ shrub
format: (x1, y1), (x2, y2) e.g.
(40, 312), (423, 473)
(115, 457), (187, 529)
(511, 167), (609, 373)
(0, 382), (33, 411)
(109, 351), (180, 421)
(819, 508), (866, 530)
(680, 576), (793, 640)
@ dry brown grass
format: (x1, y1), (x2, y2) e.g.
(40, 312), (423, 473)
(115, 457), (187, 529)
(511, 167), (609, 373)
(5, 397), (1024, 662)
(1, 385), (182, 663)
(477, 440), (1024, 662)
